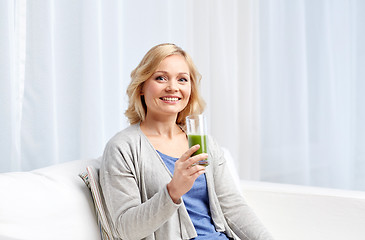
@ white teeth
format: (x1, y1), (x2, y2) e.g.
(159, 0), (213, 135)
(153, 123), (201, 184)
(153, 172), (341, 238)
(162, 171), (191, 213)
(162, 97), (179, 101)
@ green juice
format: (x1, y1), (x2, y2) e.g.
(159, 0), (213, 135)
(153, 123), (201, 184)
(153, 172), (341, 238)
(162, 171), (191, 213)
(188, 134), (209, 166)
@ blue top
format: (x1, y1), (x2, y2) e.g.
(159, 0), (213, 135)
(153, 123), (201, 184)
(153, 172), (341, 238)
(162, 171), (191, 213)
(157, 151), (229, 239)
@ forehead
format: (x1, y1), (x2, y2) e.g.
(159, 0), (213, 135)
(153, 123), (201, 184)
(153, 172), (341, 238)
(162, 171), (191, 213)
(156, 54), (190, 73)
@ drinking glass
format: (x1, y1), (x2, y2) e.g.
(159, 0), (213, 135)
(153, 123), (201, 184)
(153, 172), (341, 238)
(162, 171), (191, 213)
(186, 114), (209, 166)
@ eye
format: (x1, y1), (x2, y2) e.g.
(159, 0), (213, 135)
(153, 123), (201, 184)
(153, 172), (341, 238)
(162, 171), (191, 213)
(178, 78), (189, 82)
(155, 76), (167, 81)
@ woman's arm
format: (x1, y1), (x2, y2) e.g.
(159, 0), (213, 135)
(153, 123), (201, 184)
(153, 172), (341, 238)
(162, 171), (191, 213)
(100, 141), (180, 240)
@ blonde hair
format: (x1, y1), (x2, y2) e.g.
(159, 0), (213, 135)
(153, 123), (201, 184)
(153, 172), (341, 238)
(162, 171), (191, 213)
(125, 43), (205, 126)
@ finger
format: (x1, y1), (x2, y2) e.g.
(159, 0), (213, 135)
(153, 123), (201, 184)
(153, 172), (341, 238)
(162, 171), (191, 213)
(186, 153), (209, 166)
(180, 144), (201, 161)
(188, 164), (205, 173)
(189, 166), (206, 178)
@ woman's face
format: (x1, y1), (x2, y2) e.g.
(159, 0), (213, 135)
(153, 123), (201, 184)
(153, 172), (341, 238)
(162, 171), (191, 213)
(141, 54), (191, 120)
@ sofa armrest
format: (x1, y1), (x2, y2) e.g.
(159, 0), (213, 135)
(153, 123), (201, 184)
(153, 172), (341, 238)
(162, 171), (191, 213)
(0, 159), (101, 240)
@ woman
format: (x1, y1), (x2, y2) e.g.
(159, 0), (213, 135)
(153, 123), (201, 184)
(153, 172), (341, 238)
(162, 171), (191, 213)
(100, 43), (273, 240)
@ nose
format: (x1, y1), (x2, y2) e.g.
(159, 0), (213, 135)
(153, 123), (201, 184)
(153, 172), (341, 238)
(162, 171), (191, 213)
(166, 80), (178, 92)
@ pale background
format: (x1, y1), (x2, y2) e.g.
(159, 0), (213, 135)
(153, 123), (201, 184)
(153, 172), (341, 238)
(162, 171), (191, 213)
(1, 0), (364, 191)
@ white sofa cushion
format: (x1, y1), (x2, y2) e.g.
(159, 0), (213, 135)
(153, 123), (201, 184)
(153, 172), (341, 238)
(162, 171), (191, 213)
(0, 159), (101, 240)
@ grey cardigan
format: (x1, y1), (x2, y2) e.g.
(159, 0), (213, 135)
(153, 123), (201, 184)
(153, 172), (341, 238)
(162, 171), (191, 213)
(100, 124), (273, 240)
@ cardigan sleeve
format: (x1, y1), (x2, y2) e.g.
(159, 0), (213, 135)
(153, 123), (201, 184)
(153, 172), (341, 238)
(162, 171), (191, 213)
(100, 136), (181, 240)
(209, 137), (275, 240)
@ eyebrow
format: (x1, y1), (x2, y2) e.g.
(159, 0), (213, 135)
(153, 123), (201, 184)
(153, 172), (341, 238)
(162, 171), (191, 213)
(155, 71), (189, 76)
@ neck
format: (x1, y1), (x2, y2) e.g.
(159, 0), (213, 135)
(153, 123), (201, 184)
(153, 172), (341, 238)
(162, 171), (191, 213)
(140, 114), (182, 138)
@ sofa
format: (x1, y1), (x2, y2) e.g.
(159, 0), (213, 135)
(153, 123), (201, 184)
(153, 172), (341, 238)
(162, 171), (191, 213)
(1, 157), (365, 240)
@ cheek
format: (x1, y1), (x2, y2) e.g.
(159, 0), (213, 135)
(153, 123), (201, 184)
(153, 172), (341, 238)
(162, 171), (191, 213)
(184, 83), (192, 98)
(142, 82), (159, 97)
(181, 88), (192, 108)
(187, 89), (192, 100)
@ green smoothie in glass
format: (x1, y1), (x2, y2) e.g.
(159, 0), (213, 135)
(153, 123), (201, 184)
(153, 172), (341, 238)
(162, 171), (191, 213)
(188, 134), (208, 166)
(186, 114), (209, 166)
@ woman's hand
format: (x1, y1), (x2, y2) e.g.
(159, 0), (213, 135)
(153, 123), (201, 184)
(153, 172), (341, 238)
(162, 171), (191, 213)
(166, 145), (208, 203)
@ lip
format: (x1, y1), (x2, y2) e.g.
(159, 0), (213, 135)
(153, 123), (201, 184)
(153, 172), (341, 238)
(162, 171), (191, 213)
(159, 95), (182, 103)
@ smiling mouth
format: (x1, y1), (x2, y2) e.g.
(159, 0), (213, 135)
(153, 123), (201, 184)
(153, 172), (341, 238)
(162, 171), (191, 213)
(160, 97), (181, 102)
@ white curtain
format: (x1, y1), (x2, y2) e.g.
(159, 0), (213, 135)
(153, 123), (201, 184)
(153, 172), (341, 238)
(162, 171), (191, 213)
(0, 0), (17, 171)
(1, 0), (364, 191)
(1, 0), (126, 171)
(258, 0), (365, 191)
